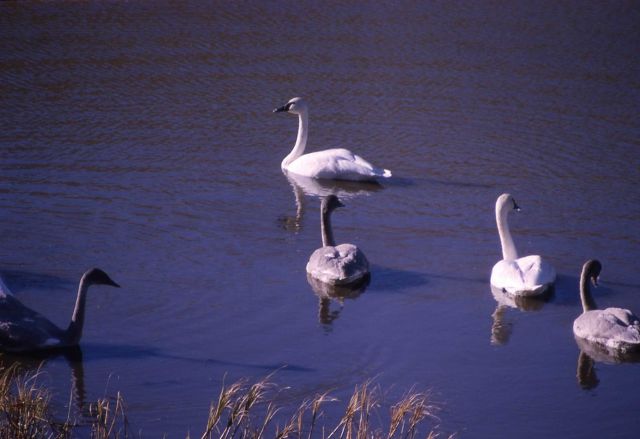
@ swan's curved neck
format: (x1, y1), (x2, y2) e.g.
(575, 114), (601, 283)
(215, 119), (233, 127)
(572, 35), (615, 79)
(65, 275), (91, 345)
(579, 268), (597, 313)
(321, 207), (336, 247)
(496, 204), (518, 261)
(281, 111), (308, 170)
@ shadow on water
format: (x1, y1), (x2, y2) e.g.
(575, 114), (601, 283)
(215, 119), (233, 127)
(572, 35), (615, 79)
(574, 337), (640, 390)
(306, 273), (369, 332)
(367, 265), (429, 292)
(367, 266), (490, 293)
(551, 273), (617, 307)
(371, 175), (414, 188)
(80, 343), (314, 373)
(410, 176), (493, 189)
(0, 269), (74, 294)
(490, 285), (553, 346)
(278, 172), (383, 233)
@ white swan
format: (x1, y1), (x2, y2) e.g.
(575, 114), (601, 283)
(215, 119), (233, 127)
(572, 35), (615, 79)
(274, 97), (392, 181)
(306, 195), (370, 285)
(0, 268), (119, 352)
(0, 274), (10, 296)
(490, 193), (556, 296)
(573, 259), (640, 354)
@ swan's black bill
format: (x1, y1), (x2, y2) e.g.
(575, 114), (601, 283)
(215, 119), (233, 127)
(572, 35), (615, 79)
(513, 200), (521, 211)
(273, 102), (292, 113)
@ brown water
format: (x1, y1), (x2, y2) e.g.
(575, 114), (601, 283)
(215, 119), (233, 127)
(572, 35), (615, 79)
(1, 1), (639, 437)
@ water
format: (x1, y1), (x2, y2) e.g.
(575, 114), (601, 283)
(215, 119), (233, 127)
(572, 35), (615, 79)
(1, 1), (639, 437)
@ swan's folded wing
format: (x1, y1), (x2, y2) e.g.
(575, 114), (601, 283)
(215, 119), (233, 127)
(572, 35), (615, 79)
(307, 244), (369, 285)
(575, 310), (640, 350)
(517, 255), (556, 287)
(603, 307), (640, 326)
(289, 149), (386, 180)
(491, 256), (554, 296)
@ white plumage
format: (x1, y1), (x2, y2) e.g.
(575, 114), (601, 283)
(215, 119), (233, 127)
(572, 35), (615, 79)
(274, 97), (391, 181)
(489, 193), (556, 296)
(0, 275), (10, 297)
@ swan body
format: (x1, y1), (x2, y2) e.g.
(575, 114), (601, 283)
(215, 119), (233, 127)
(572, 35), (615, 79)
(573, 260), (640, 354)
(490, 193), (556, 296)
(306, 195), (370, 285)
(274, 97), (391, 181)
(0, 268), (119, 352)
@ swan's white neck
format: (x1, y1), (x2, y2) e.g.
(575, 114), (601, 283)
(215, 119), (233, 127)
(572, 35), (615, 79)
(496, 203), (518, 261)
(579, 267), (597, 313)
(281, 110), (308, 170)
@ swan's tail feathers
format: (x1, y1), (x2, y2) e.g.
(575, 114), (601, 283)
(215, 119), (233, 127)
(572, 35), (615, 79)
(380, 168), (392, 178)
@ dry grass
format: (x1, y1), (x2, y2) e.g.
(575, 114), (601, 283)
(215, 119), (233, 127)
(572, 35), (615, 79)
(88, 391), (131, 439)
(201, 375), (449, 439)
(0, 364), (72, 439)
(1, 366), (452, 439)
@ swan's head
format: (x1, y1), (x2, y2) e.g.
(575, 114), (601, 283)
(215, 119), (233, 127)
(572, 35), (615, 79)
(322, 195), (345, 213)
(497, 193), (520, 214)
(583, 259), (602, 287)
(273, 97), (307, 115)
(83, 268), (120, 288)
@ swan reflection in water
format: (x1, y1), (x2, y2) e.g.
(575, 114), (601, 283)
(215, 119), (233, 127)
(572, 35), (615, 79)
(307, 273), (369, 331)
(0, 346), (86, 410)
(574, 336), (640, 390)
(279, 172), (382, 233)
(490, 285), (552, 345)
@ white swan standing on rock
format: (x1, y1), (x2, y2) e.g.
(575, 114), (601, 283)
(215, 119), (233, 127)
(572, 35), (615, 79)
(274, 97), (391, 181)
(490, 193), (556, 296)
(306, 195), (370, 285)
(573, 259), (640, 354)
(0, 268), (120, 352)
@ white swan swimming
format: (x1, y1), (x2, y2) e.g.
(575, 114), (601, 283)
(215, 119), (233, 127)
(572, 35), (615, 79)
(0, 268), (120, 352)
(573, 259), (640, 354)
(274, 97), (392, 181)
(490, 193), (556, 296)
(306, 195), (370, 285)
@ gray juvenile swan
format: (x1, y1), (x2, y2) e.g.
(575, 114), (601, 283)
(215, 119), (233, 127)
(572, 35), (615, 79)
(306, 195), (370, 285)
(490, 193), (556, 296)
(573, 260), (640, 354)
(274, 97), (391, 181)
(0, 268), (120, 352)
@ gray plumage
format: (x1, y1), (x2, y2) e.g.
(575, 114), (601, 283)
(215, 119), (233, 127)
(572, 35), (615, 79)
(306, 195), (369, 286)
(0, 268), (119, 353)
(573, 260), (640, 354)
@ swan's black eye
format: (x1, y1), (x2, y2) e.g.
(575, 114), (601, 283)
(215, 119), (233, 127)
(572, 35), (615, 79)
(285, 103), (293, 111)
